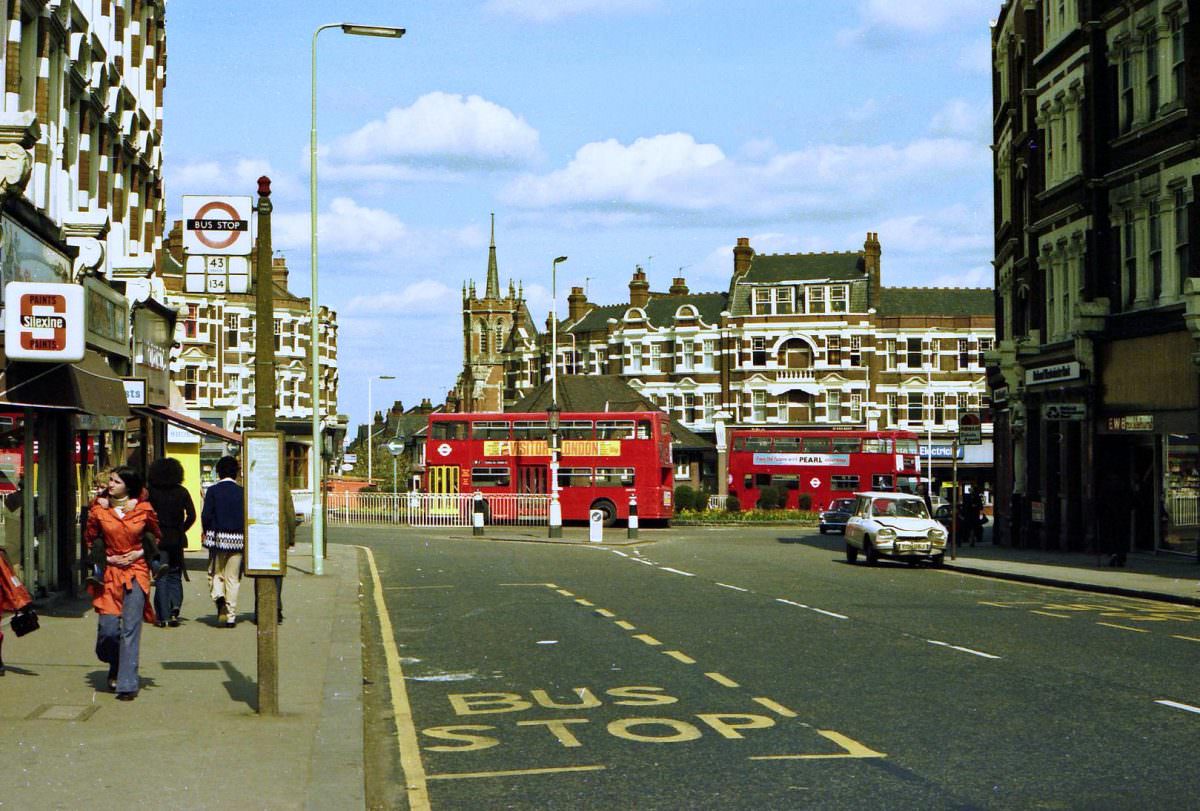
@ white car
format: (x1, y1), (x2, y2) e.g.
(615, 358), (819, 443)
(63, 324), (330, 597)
(844, 491), (947, 566)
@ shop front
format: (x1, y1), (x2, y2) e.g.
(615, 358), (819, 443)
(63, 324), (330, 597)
(1099, 331), (1200, 558)
(0, 206), (130, 595)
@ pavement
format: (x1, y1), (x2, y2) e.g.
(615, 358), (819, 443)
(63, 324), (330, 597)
(2, 522), (1198, 810)
(0, 541), (363, 811)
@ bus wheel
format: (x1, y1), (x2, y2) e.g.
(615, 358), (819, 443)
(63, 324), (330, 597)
(592, 499), (617, 528)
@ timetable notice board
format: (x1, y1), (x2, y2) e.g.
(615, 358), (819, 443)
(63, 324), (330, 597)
(244, 432), (285, 576)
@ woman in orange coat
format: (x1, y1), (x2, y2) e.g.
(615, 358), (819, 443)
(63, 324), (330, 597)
(85, 466), (160, 700)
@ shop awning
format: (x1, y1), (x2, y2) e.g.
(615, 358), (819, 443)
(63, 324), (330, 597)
(1, 349), (130, 417)
(132, 405), (242, 444)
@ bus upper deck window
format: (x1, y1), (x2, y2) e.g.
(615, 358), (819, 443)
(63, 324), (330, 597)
(432, 421), (467, 440)
(802, 437), (832, 453)
(862, 438), (890, 454)
(561, 421), (594, 440)
(513, 421), (548, 441)
(472, 421), (511, 441)
(746, 436), (772, 451)
(597, 420), (634, 440)
(774, 437), (800, 452)
(832, 436), (862, 454)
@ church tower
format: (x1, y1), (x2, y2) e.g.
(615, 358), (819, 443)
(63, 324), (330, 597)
(455, 214), (522, 412)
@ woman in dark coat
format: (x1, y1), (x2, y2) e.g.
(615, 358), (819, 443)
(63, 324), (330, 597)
(147, 457), (196, 627)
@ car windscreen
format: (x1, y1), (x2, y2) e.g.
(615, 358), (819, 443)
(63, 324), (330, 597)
(872, 498), (930, 519)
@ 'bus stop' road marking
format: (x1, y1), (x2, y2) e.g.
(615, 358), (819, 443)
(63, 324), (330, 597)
(706, 672), (739, 688)
(428, 765), (607, 781)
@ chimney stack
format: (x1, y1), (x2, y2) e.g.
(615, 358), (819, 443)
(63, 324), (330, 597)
(272, 255), (288, 289)
(733, 237), (754, 278)
(669, 277), (689, 296)
(568, 286), (589, 322)
(629, 266), (650, 308)
(864, 231), (882, 309)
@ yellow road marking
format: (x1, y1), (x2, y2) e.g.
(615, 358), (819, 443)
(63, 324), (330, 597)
(358, 546), (430, 811)
(634, 633), (662, 646)
(545, 583), (558, 589)
(1031, 610), (1071, 619)
(386, 585), (454, 590)
(979, 601), (1015, 608)
(556, 589), (574, 597)
(595, 609), (615, 617)
(750, 730), (886, 760)
(705, 672), (739, 687)
(663, 650), (696, 664)
(615, 620), (636, 630)
(498, 583), (553, 587)
(1097, 622), (1149, 633)
(575, 598), (595, 607)
(427, 765), (606, 781)
(1171, 634), (1200, 643)
(753, 697), (798, 717)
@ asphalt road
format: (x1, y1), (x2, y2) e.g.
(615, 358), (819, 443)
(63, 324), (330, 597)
(349, 525), (1200, 810)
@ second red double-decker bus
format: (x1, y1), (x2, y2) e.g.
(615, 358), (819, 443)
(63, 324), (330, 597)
(424, 410), (674, 524)
(727, 429), (922, 512)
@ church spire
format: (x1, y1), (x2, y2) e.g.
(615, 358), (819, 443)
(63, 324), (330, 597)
(485, 212), (501, 300)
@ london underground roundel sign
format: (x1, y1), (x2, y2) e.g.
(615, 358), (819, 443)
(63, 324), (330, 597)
(183, 195), (253, 256)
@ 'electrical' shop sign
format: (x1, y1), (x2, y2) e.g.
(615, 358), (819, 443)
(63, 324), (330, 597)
(1024, 361), (1080, 386)
(4, 282), (85, 361)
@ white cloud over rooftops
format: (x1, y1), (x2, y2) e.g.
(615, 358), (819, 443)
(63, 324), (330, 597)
(328, 92), (540, 170)
(501, 131), (987, 222)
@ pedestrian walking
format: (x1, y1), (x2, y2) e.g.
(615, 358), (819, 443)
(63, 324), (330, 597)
(202, 456), (244, 628)
(960, 488), (984, 547)
(147, 457), (196, 628)
(84, 466), (160, 700)
(0, 545), (36, 674)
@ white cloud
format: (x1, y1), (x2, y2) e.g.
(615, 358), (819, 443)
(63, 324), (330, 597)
(166, 158), (302, 203)
(328, 92), (540, 171)
(502, 132), (988, 223)
(929, 265), (992, 288)
(342, 280), (461, 315)
(875, 206), (991, 258)
(484, 0), (658, 23)
(273, 198), (410, 255)
(838, 0), (996, 47)
(929, 99), (989, 140)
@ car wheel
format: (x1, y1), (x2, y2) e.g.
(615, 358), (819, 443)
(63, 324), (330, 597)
(845, 543), (858, 563)
(930, 554), (945, 568)
(818, 526), (827, 535)
(864, 538), (879, 566)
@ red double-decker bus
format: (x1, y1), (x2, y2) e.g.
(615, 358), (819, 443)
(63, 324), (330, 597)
(727, 429), (922, 512)
(424, 410), (674, 524)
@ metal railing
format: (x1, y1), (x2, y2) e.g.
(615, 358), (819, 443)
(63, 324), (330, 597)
(1167, 492), (1199, 527)
(323, 491), (550, 527)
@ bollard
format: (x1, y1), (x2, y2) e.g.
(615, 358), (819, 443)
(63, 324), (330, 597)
(473, 491), (485, 536)
(628, 492), (639, 540)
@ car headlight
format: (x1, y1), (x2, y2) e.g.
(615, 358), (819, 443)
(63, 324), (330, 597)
(876, 527), (896, 540)
(928, 527), (946, 540)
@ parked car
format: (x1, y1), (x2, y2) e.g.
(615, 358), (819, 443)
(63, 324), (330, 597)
(819, 498), (858, 535)
(844, 491), (947, 566)
(933, 502), (989, 544)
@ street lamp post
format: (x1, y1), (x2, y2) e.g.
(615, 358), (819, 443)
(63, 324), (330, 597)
(548, 255), (568, 538)
(310, 22), (405, 575)
(366, 374), (396, 486)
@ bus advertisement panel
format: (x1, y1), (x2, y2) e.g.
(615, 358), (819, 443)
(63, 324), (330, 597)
(424, 410), (673, 524)
(727, 429), (922, 512)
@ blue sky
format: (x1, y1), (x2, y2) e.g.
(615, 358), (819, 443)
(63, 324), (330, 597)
(164, 0), (997, 431)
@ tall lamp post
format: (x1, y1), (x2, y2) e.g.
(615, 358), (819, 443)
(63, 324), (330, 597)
(366, 374), (396, 486)
(548, 255), (568, 538)
(310, 22), (405, 575)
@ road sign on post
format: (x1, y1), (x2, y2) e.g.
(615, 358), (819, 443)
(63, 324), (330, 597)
(958, 412), (982, 446)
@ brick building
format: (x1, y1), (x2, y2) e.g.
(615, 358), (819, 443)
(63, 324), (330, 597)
(457, 225), (996, 497)
(990, 0), (1197, 554)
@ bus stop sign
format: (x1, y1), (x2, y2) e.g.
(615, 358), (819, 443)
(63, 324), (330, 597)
(959, 412), (982, 446)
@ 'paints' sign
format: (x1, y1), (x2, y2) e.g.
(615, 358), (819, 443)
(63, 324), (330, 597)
(4, 282), (85, 361)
